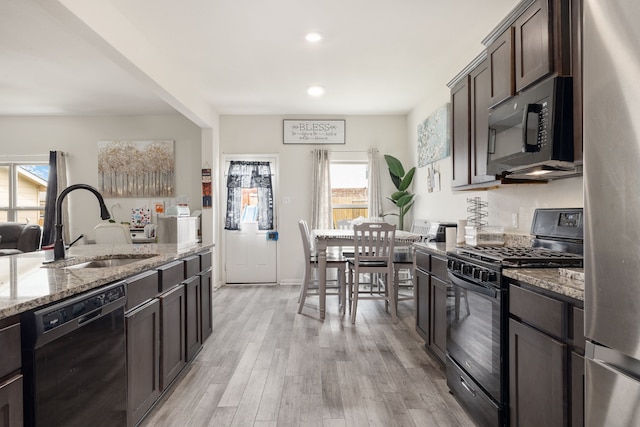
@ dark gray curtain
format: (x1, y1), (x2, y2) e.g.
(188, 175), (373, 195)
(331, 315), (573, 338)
(224, 161), (273, 230)
(41, 151), (58, 246)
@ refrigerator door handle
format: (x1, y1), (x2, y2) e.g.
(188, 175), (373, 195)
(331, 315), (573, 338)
(586, 341), (640, 382)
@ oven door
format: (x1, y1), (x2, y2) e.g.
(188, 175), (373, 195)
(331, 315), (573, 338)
(447, 270), (505, 402)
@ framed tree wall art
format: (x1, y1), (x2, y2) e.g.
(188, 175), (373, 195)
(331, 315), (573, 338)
(98, 140), (175, 197)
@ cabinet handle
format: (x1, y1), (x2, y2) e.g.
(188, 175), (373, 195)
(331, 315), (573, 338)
(459, 376), (477, 397)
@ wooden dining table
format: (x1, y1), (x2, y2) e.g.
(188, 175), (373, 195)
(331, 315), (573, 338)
(313, 228), (424, 319)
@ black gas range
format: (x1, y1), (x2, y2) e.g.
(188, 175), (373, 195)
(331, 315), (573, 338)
(445, 208), (584, 427)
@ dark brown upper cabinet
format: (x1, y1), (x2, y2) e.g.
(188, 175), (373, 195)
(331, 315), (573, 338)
(514, 0), (553, 91)
(450, 75), (471, 188)
(470, 59), (494, 184)
(488, 27), (515, 107)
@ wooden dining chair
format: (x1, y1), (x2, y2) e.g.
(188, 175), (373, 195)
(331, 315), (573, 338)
(297, 219), (347, 315)
(347, 222), (397, 323)
(392, 219), (431, 309)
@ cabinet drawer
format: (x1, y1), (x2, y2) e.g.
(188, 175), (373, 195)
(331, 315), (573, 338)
(126, 270), (159, 311)
(431, 255), (448, 280)
(0, 323), (21, 378)
(200, 250), (212, 271)
(573, 307), (585, 352)
(415, 250), (430, 272)
(157, 261), (184, 292)
(510, 284), (564, 338)
(183, 255), (200, 279)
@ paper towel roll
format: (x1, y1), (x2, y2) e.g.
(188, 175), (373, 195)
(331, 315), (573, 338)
(446, 227), (457, 244)
(457, 219), (467, 244)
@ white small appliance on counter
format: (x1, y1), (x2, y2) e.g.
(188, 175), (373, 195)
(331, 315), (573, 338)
(164, 205), (191, 217)
(156, 215), (198, 248)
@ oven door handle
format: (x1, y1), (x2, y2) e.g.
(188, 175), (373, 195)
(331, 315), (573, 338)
(448, 271), (498, 299)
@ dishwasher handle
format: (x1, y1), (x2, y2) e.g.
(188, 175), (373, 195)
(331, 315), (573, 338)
(28, 281), (126, 349)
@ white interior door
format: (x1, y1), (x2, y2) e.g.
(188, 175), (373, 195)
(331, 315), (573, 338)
(225, 222), (277, 283)
(223, 156), (278, 284)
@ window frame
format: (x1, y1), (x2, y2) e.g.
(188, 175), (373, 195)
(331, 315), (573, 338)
(330, 161), (369, 222)
(0, 160), (49, 224)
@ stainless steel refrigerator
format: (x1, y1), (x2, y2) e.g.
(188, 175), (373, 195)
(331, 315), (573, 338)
(584, 0), (640, 425)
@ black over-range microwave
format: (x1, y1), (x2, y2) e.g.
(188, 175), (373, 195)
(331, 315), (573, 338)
(487, 76), (579, 180)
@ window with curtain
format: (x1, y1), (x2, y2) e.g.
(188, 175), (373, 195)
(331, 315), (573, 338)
(224, 161), (274, 230)
(0, 161), (49, 225)
(330, 162), (369, 227)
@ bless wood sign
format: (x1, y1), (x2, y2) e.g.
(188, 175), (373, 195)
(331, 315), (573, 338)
(283, 120), (345, 144)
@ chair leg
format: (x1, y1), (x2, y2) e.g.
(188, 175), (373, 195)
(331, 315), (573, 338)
(388, 272), (397, 323)
(351, 285), (358, 324)
(339, 266), (346, 316)
(298, 268), (311, 314)
(351, 269), (359, 324)
(348, 268), (354, 315)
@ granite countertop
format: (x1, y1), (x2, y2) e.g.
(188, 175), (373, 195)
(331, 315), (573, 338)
(414, 238), (585, 301)
(502, 267), (585, 301)
(0, 243), (213, 320)
(413, 241), (453, 256)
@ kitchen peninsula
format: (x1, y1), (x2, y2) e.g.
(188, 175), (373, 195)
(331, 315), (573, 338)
(0, 242), (213, 427)
(0, 243), (212, 319)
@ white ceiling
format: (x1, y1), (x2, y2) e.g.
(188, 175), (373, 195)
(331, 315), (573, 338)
(0, 0), (520, 119)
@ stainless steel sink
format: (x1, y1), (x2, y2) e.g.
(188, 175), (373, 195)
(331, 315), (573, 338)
(66, 258), (148, 269)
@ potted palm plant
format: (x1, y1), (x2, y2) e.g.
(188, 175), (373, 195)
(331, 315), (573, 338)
(383, 154), (416, 230)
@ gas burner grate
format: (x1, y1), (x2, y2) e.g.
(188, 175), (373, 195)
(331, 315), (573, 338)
(455, 245), (583, 268)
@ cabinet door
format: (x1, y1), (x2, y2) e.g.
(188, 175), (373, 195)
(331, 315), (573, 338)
(514, 0), (552, 91)
(429, 275), (448, 364)
(509, 318), (566, 427)
(470, 58), (495, 184)
(415, 268), (430, 342)
(126, 299), (160, 427)
(200, 268), (213, 342)
(0, 374), (23, 427)
(185, 276), (202, 361)
(488, 27), (514, 107)
(571, 351), (584, 427)
(0, 322), (21, 379)
(451, 76), (471, 187)
(160, 285), (186, 391)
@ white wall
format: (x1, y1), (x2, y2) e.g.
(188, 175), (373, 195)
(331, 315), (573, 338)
(407, 96), (583, 235)
(219, 115), (407, 284)
(0, 115), (202, 242)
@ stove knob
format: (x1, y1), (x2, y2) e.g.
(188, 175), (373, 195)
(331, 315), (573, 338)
(472, 268), (481, 279)
(487, 272), (497, 283)
(479, 270), (488, 282)
(462, 264), (472, 275)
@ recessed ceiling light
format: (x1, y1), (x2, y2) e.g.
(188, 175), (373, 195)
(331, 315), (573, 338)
(307, 86), (326, 97)
(305, 32), (323, 43)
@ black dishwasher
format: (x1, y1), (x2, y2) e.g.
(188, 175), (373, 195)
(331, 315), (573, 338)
(21, 281), (127, 427)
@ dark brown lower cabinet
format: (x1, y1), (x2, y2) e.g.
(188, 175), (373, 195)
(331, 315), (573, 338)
(160, 284), (186, 391)
(415, 268), (430, 342)
(200, 268), (213, 342)
(509, 318), (567, 427)
(414, 249), (448, 366)
(430, 275), (448, 362)
(185, 276), (202, 361)
(126, 299), (160, 427)
(508, 282), (585, 427)
(571, 351), (584, 427)
(0, 374), (23, 427)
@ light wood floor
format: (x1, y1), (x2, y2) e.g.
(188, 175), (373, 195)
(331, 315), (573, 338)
(140, 285), (477, 427)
